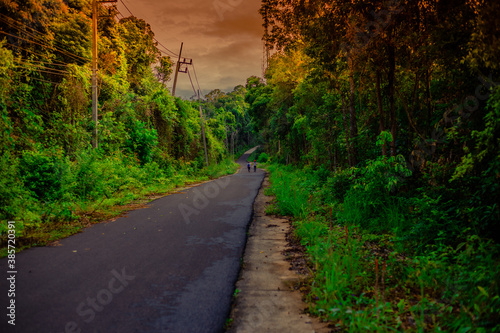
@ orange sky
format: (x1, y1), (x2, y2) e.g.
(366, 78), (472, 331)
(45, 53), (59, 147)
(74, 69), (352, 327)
(116, 0), (264, 98)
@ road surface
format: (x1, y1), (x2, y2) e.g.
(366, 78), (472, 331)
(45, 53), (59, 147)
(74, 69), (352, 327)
(0, 151), (264, 333)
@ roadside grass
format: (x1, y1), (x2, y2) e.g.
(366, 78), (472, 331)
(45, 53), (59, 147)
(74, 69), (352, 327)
(265, 163), (500, 332)
(0, 157), (239, 257)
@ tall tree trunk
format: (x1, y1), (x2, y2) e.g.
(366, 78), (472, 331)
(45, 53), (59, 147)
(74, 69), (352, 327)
(348, 52), (358, 166)
(426, 68), (432, 133)
(333, 146), (338, 172)
(376, 69), (387, 157)
(341, 94), (351, 166)
(388, 31), (397, 156)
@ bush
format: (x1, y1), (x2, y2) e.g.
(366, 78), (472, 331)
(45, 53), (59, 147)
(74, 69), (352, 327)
(265, 162), (500, 332)
(336, 155), (412, 235)
(257, 152), (269, 163)
(125, 118), (158, 165)
(320, 168), (354, 204)
(19, 148), (71, 202)
(0, 152), (27, 224)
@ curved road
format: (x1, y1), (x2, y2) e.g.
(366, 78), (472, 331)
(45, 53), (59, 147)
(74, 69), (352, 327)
(1, 152), (264, 333)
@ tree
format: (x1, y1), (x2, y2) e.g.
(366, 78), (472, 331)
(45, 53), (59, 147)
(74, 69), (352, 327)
(155, 55), (173, 85)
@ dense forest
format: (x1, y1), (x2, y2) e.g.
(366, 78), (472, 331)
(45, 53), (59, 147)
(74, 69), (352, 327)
(0, 0), (254, 246)
(249, 0), (499, 331)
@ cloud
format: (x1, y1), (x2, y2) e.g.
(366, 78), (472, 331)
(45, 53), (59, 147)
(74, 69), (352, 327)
(117, 0), (263, 98)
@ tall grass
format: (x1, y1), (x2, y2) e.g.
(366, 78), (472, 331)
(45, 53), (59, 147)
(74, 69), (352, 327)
(266, 161), (500, 332)
(267, 164), (313, 218)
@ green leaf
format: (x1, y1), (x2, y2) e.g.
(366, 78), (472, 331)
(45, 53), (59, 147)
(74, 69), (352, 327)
(477, 286), (489, 297)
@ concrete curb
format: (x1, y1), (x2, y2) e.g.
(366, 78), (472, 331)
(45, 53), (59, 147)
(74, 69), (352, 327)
(227, 173), (330, 333)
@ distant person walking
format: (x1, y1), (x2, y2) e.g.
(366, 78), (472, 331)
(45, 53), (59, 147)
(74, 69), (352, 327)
(247, 162), (251, 172)
(253, 160), (257, 172)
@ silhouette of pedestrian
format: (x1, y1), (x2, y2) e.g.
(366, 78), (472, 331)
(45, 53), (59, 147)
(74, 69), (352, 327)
(247, 162), (251, 172)
(253, 160), (257, 172)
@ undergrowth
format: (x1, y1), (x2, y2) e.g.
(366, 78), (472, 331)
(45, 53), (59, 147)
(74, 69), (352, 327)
(266, 161), (500, 332)
(0, 150), (239, 255)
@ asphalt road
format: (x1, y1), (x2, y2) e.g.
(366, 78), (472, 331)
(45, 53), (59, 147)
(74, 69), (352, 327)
(0, 152), (265, 333)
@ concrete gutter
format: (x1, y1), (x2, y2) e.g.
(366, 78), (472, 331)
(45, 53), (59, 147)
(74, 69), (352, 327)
(227, 174), (330, 333)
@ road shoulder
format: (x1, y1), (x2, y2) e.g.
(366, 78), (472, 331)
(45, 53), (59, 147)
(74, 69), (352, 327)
(227, 173), (330, 333)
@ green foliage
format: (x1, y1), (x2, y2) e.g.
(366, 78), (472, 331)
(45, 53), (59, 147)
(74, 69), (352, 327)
(266, 163), (500, 331)
(452, 86), (500, 181)
(319, 168), (353, 204)
(253, 2), (500, 325)
(19, 148), (70, 202)
(257, 152), (269, 163)
(0, 0), (256, 251)
(338, 155), (412, 235)
(0, 40), (14, 151)
(246, 146), (264, 163)
(0, 153), (27, 223)
(155, 56), (173, 84)
(125, 118), (158, 165)
(203, 158), (239, 179)
(267, 164), (311, 218)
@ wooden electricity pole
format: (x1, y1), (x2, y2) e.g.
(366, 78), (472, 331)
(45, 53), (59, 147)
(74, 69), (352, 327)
(92, 0), (117, 149)
(169, 45), (207, 166)
(172, 42), (183, 97)
(92, 0), (98, 148)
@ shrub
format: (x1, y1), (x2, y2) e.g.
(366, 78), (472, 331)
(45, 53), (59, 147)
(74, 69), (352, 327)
(337, 155), (412, 235)
(19, 148), (71, 202)
(125, 118), (158, 165)
(257, 152), (269, 163)
(320, 168), (355, 204)
(0, 152), (27, 226)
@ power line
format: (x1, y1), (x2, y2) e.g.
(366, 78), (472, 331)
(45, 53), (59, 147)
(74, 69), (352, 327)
(116, 9), (125, 19)
(6, 41), (87, 67)
(14, 65), (68, 77)
(4, 44), (59, 63)
(187, 67), (209, 166)
(0, 14), (90, 63)
(14, 63), (68, 76)
(118, 0), (179, 58)
(25, 59), (69, 68)
(13, 60), (71, 74)
(154, 36), (179, 57)
(0, 14), (54, 43)
(0, 16), (90, 64)
(0, 30), (89, 64)
(191, 62), (202, 97)
(156, 42), (178, 58)
(187, 68), (198, 98)
(20, 75), (61, 86)
(119, 0), (134, 17)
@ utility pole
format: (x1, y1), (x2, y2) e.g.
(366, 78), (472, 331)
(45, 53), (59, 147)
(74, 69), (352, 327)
(92, 0), (117, 149)
(92, 0), (98, 148)
(170, 48), (207, 166)
(224, 115), (229, 156)
(172, 42), (183, 96)
(261, 0), (270, 79)
(231, 131), (235, 162)
(198, 90), (209, 167)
